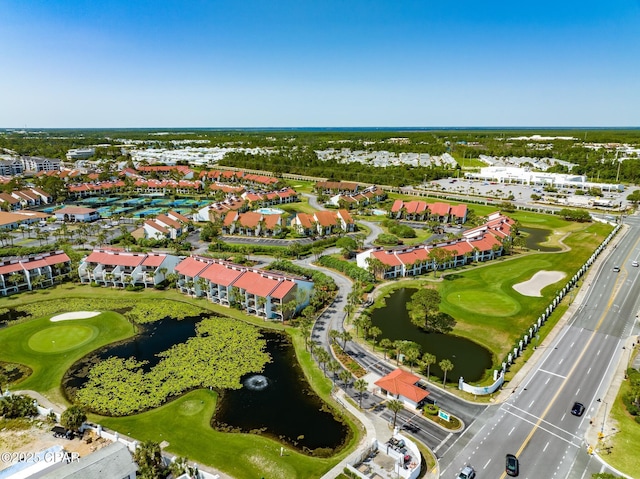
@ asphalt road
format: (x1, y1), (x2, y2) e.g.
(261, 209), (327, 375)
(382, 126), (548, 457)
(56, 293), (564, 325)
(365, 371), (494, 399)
(439, 214), (640, 479)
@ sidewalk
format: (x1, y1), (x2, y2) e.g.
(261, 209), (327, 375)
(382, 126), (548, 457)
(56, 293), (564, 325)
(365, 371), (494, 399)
(321, 389), (439, 479)
(495, 223), (627, 402)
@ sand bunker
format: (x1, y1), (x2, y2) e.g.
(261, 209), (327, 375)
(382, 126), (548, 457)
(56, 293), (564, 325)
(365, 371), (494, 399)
(50, 311), (101, 322)
(513, 271), (566, 297)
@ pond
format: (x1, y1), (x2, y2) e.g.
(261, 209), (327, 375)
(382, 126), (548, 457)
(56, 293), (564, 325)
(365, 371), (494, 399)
(519, 226), (562, 252)
(214, 331), (349, 452)
(63, 316), (349, 453)
(371, 288), (493, 383)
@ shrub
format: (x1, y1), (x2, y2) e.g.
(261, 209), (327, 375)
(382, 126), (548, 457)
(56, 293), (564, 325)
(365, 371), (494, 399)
(0, 394), (37, 419)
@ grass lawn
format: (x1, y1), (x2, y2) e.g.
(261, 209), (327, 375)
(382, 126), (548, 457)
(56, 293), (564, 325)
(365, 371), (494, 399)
(0, 285), (360, 478)
(367, 218), (612, 383)
(606, 380), (640, 476)
(99, 389), (341, 479)
(0, 311), (134, 405)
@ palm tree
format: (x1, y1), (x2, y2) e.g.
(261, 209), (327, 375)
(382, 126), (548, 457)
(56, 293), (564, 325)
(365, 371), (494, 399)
(387, 399), (404, 429)
(354, 379), (368, 409)
(327, 360), (341, 384)
(339, 369), (352, 387)
(340, 330), (352, 350)
(134, 441), (165, 479)
(404, 346), (422, 372)
(420, 353), (436, 381)
(380, 338), (393, 360)
(329, 329), (341, 346)
(439, 359), (454, 387)
(61, 405), (87, 432)
(369, 326), (382, 351)
(300, 321), (312, 351)
(316, 348), (331, 375)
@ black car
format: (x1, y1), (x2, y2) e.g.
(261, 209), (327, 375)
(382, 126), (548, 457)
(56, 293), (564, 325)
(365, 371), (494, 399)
(506, 454), (519, 476)
(571, 402), (585, 416)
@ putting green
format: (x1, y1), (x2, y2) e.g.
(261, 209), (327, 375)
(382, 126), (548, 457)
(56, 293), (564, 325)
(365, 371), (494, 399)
(447, 290), (520, 317)
(28, 325), (98, 353)
(178, 399), (206, 416)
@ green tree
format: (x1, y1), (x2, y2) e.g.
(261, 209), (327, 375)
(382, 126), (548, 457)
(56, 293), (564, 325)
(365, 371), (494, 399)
(354, 378), (368, 409)
(327, 360), (341, 384)
(369, 326), (382, 350)
(134, 441), (166, 479)
(336, 236), (357, 258)
(0, 370), (8, 392)
(627, 190), (640, 207)
(380, 338), (393, 360)
(0, 394), (37, 418)
(420, 353), (436, 381)
(387, 399), (404, 429)
(404, 345), (422, 372)
(316, 348), (331, 376)
(61, 405), (86, 432)
(339, 369), (352, 387)
(407, 288), (456, 333)
(439, 359), (454, 387)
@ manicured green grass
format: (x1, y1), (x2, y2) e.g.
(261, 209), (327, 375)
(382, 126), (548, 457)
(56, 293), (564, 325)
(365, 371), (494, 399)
(99, 389), (339, 479)
(368, 218), (612, 383)
(607, 380), (640, 476)
(0, 287), (360, 477)
(28, 325), (98, 353)
(0, 311), (134, 404)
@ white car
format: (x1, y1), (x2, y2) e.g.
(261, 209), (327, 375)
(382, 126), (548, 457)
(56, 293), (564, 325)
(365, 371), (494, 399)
(457, 465), (476, 479)
(633, 261), (639, 267)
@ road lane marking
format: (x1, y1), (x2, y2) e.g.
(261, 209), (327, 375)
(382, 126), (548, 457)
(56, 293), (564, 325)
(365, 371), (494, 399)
(483, 459), (491, 469)
(497, 277), (619, 479)
(529, 400), (535, 408)
(508, 426), (515, 436)
(538, 368), (566, 378)
(543, 441), (550, 452)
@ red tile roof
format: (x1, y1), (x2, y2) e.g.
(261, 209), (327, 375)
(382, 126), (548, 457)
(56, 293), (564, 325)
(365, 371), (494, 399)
(232, 271), (281, 297)
(174, 256), (211, 277)
(141, 254), (166, 267)
(314, 211), (338, 227)
(429, 202), (451, 216)
(85, 251), (146, 267)
(199, 262), (244, 286)
(374, 369), (429, 403)
(295, 213), (315, 229)
(271, 280), (295, 299)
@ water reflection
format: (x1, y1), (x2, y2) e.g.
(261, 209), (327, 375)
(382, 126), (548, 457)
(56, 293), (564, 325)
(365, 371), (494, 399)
(519, 226), (562, 252)
(371, 288), (493, 382)
(64, 318), (348, 453)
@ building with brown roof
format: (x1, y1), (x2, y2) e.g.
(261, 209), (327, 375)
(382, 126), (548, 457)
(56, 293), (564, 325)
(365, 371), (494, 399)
(174, 256), (313, 320)
(374, 369), (429, 409)
(54, 206), (100, 223)
(78, 249), (181, 288)
(357, 212), (514, 279)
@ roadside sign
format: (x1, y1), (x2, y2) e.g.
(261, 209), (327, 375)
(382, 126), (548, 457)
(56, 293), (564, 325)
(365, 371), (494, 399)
(438, 409), (450, 422)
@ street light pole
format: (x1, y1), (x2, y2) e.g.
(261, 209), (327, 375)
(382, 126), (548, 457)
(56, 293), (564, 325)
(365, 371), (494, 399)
(597, 398), (607, 440)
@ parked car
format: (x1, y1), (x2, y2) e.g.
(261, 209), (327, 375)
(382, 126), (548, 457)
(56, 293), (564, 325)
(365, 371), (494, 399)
(571, 402), (585, 416)
(457, 465), (476, 479)
(52, 426), (74, 440)
(506, 454), (519, 476)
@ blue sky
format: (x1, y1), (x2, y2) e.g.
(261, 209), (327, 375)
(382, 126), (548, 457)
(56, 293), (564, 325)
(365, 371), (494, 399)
(1, 0), (639, 128)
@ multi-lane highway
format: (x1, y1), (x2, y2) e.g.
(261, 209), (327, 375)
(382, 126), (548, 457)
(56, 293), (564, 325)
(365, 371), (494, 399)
(440, 215), (640, 479)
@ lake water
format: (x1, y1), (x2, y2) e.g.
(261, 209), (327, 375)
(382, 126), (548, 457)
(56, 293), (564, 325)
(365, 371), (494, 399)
(371, 288), (493, 383)
(63, 316), (349, 453)
(519, 226), (562, 252)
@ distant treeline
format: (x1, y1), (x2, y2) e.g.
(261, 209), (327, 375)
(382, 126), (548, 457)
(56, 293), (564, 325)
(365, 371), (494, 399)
(2, 128), (639, 184)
